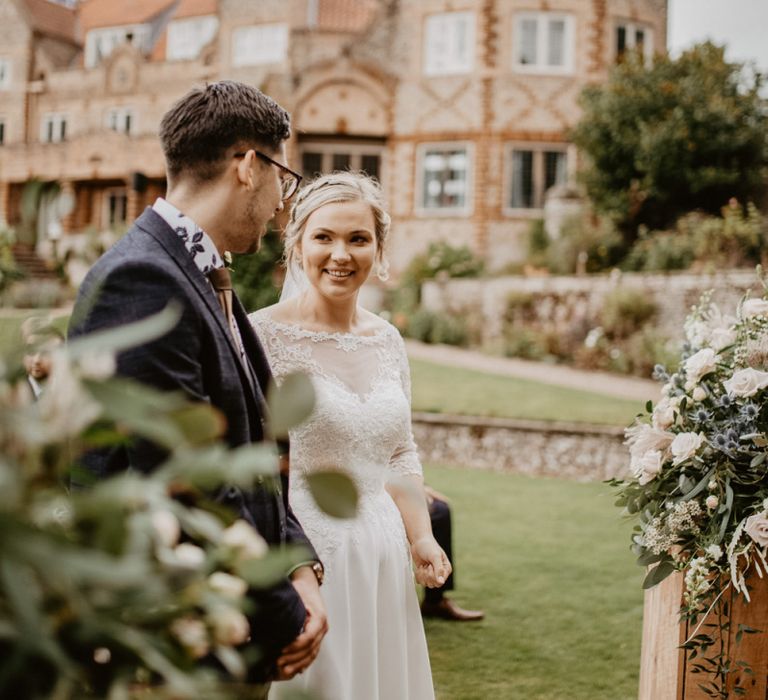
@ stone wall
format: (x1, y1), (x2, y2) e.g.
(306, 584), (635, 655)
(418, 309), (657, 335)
(412, 412), (628, 482)
(421, 269), (761, 344)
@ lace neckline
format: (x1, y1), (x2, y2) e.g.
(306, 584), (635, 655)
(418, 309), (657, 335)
(252, 314), (392, 346)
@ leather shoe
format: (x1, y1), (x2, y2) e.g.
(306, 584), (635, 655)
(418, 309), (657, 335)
(421, 597), (484, 621)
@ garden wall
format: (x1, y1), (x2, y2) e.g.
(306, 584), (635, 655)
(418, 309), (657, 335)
(421, 269), (760, 345)
(412, 412), (628, 482)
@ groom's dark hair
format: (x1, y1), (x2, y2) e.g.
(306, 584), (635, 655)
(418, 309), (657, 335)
(159, 80), (291, 184)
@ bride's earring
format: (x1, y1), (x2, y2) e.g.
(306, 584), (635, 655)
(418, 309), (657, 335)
(375, 258), (390, 282)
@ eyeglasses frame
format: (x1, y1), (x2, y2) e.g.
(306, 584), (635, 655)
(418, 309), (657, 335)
(233, 149), (302, 200)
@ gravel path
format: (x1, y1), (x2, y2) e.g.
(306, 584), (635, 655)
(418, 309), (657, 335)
(405, 339), (660, 403)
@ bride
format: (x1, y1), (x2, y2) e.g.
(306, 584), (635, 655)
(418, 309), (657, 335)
(250, 171), (450, 700)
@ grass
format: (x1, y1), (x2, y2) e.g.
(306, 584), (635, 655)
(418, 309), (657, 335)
(410, 358), (644, 427)
(423, 464), (643, 700)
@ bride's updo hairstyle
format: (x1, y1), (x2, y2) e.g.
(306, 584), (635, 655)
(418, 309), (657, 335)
(283, 171), (391, 281)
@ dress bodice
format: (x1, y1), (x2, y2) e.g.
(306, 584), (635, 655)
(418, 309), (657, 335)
(250, 312), (423, 557)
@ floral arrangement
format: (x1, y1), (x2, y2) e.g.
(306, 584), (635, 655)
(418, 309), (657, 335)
(612, 273), (768, 696)
(0, 308), (348, 699)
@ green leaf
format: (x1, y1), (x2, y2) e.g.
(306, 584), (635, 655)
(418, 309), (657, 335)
(267, 373), (315, 438)
(637, 550), (664, 566)
(646, 400), (653, 413)
(170, 403), (227, 445)
(750, 453), (766, 468)
(643, 560), (676, 589)
(681, 468), (715, 502)
(305, 470), (359, 519)
(237, 545), (313, 588)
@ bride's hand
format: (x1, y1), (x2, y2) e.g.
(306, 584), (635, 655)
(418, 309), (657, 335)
(410, 536), (451, 588)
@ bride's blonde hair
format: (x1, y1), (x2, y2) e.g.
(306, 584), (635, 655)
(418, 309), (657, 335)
(283, 171), (391, 281)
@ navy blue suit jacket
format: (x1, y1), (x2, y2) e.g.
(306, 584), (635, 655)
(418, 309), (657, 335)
(69, 207), (314, 679)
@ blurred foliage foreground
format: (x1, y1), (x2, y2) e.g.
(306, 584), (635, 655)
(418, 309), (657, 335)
(0, 306), (356, 699)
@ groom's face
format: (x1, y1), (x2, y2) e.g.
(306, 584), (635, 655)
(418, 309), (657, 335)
(231, 143), (287, 254)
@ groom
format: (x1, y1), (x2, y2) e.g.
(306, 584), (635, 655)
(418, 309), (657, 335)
(68, 81), (327, 687)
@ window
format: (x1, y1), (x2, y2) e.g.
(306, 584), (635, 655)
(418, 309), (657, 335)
(513, 13), (574, 74)
(418, 144), (472, 213)
(40, 113), (67, 143)
(105, 107), (134, 135)
(615, 22), (654, 64)
(166, 15), (219, 61)
(507, 145), (568, 210)
(85, 25), (150, 68)
(0, 119), (5, 145)
(105, 189), (128, 228)
(0, 59), (10, 90)
(232, 23), (289, 67)
(423, 11), (475, 76)
(299, 142), (384, 181)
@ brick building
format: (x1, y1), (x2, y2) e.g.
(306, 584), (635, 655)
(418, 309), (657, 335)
(0, 0), (667, 273)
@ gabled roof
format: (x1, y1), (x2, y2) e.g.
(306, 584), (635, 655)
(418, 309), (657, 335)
(317, 0), (378, 33)
(22, 0), (80, 44)
(79, 0), (216, 32)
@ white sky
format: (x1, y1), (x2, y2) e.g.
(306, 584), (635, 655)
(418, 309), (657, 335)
(667, 0), (768, 72)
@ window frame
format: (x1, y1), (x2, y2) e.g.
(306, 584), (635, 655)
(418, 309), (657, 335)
(105, 106), (135, 135)
(512, 12), (575, 75)
(614, 20), (654, 65)
(40, 113), (68, 144)
(415, 141), (474, 217)
(503, 142), (569, 215)
(0, 58), (11, 90)
(298, 140), (386, 181)
(85, 25), (150, 68)
(422, 10), (476, 77)
(231, 23), (289, 67)
(103, 187), (129, 229)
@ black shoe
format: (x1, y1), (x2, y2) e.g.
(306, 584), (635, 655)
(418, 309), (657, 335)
(421, 597), (484, 621)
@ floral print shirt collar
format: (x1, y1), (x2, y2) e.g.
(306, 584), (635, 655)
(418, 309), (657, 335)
(152, 197), (224, 275)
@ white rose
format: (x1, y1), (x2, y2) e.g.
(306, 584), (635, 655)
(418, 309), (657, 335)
(221, 520), (268, 561)
(173, 543), (206, 569)
(670, 432), (705, 466)
(151, 510), (181, 548)
(171, 617), (210, 659)
(624, 423), (675, 461)
(723, 368), (768, 398)
(744, 512), (768, 548)
(705, 495), (719, 510)
(208, 572), (248, 600)
(209, 605), (250, 646)
(692, 386), (707, 402)
(742, 298), (768, 319)
(652, 398), (676, 429)
(631, 450), (664, 485)
(684, 348), (717, 384)
(710, 327), (737, 352)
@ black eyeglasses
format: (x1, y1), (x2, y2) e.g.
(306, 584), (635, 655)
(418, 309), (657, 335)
(233, 150), (302, 201)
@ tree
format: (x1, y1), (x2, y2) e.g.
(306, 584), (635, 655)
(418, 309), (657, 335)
(571, 42), (768, 242)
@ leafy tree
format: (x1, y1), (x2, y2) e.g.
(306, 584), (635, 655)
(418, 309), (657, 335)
(230, 228), (283, 312)
(571, 42), (768, 242)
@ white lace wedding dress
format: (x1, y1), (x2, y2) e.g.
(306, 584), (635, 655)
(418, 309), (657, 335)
(250, 311), (435, 700)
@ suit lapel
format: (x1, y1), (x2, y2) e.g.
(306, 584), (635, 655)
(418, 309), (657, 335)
(134, 209), (263, 416)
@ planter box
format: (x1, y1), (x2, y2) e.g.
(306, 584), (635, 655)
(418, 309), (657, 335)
(639, 570), (768, 699)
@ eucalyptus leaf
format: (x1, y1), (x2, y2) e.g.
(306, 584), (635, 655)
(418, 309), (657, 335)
(237, 546), (313, 588)
(642, 560), (676, 589)
(170, 404), (227, 445)
(306, 471), (359, 519)
(267, 373), (315, 438)
(637, 550), (664, 566)
(681, 468), (716, 502)
(67, 303), (182, 359)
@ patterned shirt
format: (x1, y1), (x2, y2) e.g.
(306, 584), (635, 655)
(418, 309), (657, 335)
(152, 197), (249, 373)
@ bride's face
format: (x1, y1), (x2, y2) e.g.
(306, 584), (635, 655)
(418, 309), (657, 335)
(298, 199), (377, 301)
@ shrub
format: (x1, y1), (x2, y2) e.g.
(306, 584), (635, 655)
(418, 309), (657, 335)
(600, 287), (657, 338)
(545, 217), (624, 274)
(231, 229), (283, 312)
(622, 228), (696, 271)
(403, 309), (469, 346)
(503, 327), (558, 362)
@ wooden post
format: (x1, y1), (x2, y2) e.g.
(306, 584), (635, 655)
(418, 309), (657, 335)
(640, 569), (768, 699)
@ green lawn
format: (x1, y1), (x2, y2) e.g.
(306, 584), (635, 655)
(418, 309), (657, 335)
(410, 358), (644, 427)
(424, 464), (643, 700)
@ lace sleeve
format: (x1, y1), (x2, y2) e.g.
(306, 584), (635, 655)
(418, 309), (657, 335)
(389, 328), (423, 478)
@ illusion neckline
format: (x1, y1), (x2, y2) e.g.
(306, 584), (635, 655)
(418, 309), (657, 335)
(250, 313), (392, 343)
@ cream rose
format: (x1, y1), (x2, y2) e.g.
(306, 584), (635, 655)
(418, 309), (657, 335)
(723, 368), (768, 398)
(171, 617), (210, 659)
(208, 572), (248, 600)
(209, 606), (250, 646)
(742, 298), (768, 319)
(624, 423), (675, 460)
(652, 398), (676, 429)
(670, 432), (705, 465)
(151, 510), (181, 549)
(710, 327), (737, 352)
(221, 520), (268, 561)
(173, 543), (206, 569)
(692, 386), (707, 402)
(744, 512), (768, 548)
(684, 348), (717, 384)
(631, 450), (664, 485)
